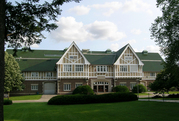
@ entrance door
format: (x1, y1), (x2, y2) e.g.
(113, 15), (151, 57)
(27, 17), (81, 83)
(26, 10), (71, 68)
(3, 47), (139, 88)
(105, 86), (108, 92)
(98, 86), (104, 92)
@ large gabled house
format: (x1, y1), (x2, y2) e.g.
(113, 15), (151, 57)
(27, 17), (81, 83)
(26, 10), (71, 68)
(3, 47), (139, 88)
(6, 42), (163, 95)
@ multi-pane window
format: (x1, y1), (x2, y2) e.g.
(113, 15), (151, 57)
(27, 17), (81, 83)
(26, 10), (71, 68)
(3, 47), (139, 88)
(75, 83), (83, 88)
(120, 82), (127, 86)
(31, 84), (38, 90)
(130, 65), (138, 72)
(64, 65), (72, 72)
(75, 65), (84, 72)
(46, 72), (53, 77)
(150, 73), (156, 77)
(120, 65), (127, 72)
(69, 55), (77, 60)
(31, 72), (39, 77)
(130, 83), (136, 90)
(64, 84), (71, 91)
(124, 56), (132, 60)
(96, 66), (108, 72)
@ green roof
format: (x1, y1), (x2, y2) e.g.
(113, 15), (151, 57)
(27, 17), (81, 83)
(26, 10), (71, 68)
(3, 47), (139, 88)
(142, 61), (163, 72)
(6, 44), (164, 72)
(84, 54), (116, 65)
(6, 49), (64, 59)
(16, 59), (58, 71)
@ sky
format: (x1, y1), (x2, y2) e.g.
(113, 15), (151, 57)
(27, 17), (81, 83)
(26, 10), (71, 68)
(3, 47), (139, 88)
(9, 0), (163, 53)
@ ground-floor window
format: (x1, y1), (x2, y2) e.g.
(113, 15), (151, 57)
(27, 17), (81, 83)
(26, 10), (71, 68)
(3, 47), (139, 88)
(120, 82), (127, 86)
(75, 83), (82, 88)
(64, 83), (71, 91)
(130, 82), (136, 90)
(31, 84), (38, 90)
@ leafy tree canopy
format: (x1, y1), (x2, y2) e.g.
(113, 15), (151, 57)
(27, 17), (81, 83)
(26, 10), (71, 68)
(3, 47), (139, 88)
(5, 0), (80, 55)
(150, 0), (179, 89)
(4, 52), (24, 93)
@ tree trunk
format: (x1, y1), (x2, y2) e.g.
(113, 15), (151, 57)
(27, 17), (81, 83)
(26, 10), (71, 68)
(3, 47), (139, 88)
(0, 0), (5, 120)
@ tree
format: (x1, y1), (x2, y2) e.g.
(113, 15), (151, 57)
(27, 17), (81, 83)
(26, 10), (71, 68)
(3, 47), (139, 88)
(150, 0), (179, 89)
(4, 52), (24, 96)
(0, 0), (81, 120)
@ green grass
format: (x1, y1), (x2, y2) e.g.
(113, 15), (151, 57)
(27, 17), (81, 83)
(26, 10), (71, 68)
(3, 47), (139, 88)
(135, 93), (152, 96)
(4, 95), (42, 101)
(4, 101), (179, 121)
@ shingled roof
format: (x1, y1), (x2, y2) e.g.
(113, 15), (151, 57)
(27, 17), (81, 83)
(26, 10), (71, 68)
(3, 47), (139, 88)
(6, 44), (164, 72)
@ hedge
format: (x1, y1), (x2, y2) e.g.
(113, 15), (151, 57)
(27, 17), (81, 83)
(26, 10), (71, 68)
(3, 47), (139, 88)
(132, 84), (147, 93)
(112, 85), (129, 92)
(4, 100), (13, 105)
(73, 85), (94, 95)
(48, 92), (138, 105)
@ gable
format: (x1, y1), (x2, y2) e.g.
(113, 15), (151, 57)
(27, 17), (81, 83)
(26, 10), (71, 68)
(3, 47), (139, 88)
(56, 42), (90, 65)
(114, 44), (143, 65)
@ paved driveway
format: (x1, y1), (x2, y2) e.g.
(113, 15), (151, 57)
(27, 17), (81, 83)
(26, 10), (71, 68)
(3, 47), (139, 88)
(13, 95), (57, 103)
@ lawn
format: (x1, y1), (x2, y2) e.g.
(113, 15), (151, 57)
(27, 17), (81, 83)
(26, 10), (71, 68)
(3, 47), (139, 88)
(4, 101), (179, 121)
(4, 94), (42, 101)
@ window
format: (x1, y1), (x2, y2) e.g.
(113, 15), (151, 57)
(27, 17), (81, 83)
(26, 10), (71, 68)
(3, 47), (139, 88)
(75, 65), (84, 72)
(120, 82), (126, 86)
(31, 72), (39, 77)
(46, 72), (53, 77)
(120, 65), (127, 72)
(130, 65), (138, 72)
(150, 73), (155, 77)
(75, 83), (83, 88)
(64, 65), (72, 72)
(69, 55), (77, 60)
(31, 84), (38, 90)
(130, 83), (136, 90)
(124, 56), (132, 60)
(96, 66), (108, 72)
(64, 83), (71, 91)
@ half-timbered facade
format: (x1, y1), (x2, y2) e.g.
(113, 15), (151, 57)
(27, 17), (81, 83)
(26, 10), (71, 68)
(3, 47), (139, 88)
(6, 42), (163, 95)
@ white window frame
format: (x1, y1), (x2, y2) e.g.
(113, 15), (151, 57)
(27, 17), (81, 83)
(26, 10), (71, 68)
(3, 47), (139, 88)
(46, 72), (53, 77)
(120, 65), (128, 72)
(31, 72), (39, 77)
(130, 65), (138, 72)
(75, 65), (84, 72)
(69, 55), (78, 60)
(124, 56), (133, 60)
(63, 65), (72, 72)
(130, 82), (136, 90)
(96, 66), (108, 73)
(31, 84), (38, 90)
(75, 83), (83, 88)
(150, 73), (156, 77)
(64, 83), (71, 91)
(120, 82), (127, 86)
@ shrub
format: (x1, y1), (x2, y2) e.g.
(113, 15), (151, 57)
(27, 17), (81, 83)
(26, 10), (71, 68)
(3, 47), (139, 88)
(72, 85), (94, 95)
(4, 100), (13, 105)
(132, 84), (147, 93)
(48, 92), (138, 105)
(170, 87), (177, 91)
(112, 85), (129, 92)
(167, 94), (179, 98)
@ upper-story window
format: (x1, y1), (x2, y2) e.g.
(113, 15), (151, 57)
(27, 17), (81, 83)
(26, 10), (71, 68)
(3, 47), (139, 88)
(96, 66), (108, 72)
(31, 72), (39, 77)
(124, 54), (133, 61)
(120, 65), (127, 72)
(69, 55), (77, 60)
(150, 73), (156, 77)
(130, 65), (138, 72)
(46, 72), (53, 77)
(75, 65), (84, 72)
(64, 65), (72, 72)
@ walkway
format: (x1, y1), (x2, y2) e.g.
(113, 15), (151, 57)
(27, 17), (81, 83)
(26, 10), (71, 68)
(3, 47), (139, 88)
(13, 95), (57, 103)
(139, 99), (179, 103)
